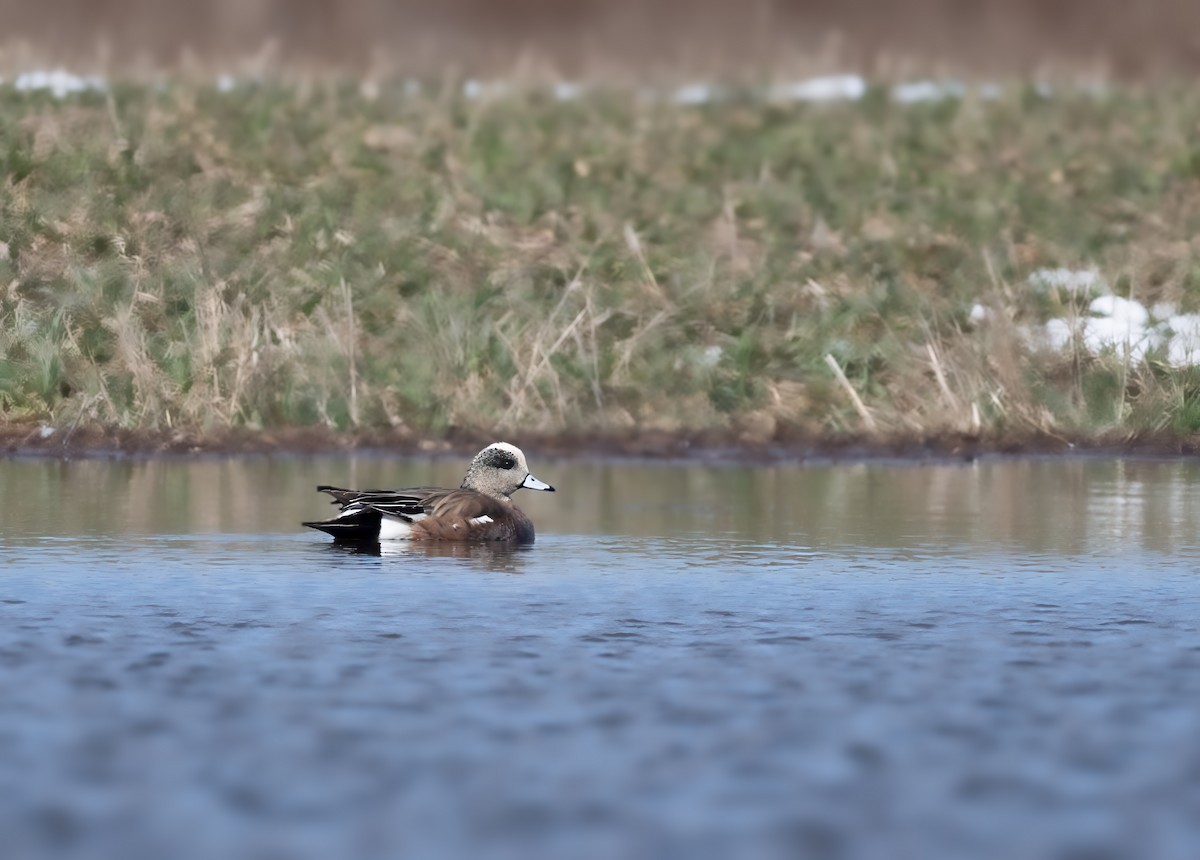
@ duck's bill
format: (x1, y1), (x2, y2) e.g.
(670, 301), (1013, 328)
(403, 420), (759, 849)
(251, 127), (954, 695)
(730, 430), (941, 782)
(522, 473), (555, 492)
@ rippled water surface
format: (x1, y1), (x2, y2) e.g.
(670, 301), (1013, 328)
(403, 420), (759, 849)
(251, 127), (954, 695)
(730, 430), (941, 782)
(3, 455), (1200, 860)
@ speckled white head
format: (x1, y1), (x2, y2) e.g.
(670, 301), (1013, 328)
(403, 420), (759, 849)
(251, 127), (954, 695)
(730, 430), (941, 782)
(461, 442), (555, 499)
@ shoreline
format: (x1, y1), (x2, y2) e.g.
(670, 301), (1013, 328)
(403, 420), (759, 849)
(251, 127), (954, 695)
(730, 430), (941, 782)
(5, 424), (1199, 464)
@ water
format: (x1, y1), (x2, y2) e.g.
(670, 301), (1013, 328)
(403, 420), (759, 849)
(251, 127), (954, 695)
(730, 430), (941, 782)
(3, 455), (1200, 860)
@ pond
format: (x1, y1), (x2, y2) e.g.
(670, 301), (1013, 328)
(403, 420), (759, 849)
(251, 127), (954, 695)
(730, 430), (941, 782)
(3, 454), (1200, 860)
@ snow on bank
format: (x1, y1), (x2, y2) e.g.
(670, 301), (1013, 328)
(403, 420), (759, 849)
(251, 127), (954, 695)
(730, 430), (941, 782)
(2, 70), (1115, 107)
(8, 69), (107, 97)
(768, 75), (867, 103)
(552, 81), (583, 102)
(1069, 295), (1157, 363)
(1013, 269), (1200, 366)
(891, 80), (965, 104)
(672, 83), (717, 105)
(1162, 314), (1200, 367)
(1028, 267), (1104, 295)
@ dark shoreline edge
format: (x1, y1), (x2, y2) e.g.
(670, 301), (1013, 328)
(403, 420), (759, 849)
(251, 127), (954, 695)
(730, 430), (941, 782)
(4, 424), (1200, 464)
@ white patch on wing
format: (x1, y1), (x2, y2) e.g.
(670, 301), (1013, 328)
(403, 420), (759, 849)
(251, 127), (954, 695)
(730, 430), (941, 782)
(468, 515), (494, 526)
(378, 515), (414, 541)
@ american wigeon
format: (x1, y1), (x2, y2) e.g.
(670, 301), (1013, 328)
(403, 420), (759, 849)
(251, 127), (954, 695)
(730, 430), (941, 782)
(303, 442), (555, 544)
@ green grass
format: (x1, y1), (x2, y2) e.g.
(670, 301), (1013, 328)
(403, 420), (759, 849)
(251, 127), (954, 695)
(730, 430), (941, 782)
(3, 79), (1200, 445)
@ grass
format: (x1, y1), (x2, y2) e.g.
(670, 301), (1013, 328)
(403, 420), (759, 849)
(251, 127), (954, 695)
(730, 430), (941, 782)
(3, 77), (1200, 448)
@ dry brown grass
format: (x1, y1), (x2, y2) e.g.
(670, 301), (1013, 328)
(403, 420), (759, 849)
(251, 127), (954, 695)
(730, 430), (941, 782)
(4, 77), (1200, 449)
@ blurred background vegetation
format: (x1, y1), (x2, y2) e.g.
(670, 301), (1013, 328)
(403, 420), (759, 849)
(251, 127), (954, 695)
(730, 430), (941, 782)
(4, 0), (1200, 78)
(2, 1), (1200, 451)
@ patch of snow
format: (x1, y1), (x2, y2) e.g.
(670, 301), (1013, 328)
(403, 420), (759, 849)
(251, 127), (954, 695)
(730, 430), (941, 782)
(1150, 301), (1178, 321)
(1029, 267), (1104, 295)
(1165, 315), (1200, 367)
(462, 79), (510, 100)
(1089, 295), (1148, 328)
(673, 83), (715, 105)
(892, 80), (965, 104)
(1028, 315), (1158, 362)
(769, 75), (866, 103)
(1024, 295), (1177, 363)
(1040, 318), (1075, 352)
(13, 69), (106, 98)
(1079, 315), (1160, 362)
(553, 81), (583, 102)
(1079, 295), (1158, 361)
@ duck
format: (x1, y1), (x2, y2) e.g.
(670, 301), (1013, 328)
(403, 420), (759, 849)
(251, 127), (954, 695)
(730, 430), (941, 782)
(303, 442), (555, 544)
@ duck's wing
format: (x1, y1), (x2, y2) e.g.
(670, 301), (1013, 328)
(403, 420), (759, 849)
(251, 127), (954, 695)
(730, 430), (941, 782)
(418, 490), (532, 542)
(424, 488), (501, 520)
(304, 486), (453, 542)
(316, 485), (452, 519)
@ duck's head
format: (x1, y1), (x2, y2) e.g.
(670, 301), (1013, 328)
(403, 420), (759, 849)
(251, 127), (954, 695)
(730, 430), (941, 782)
(461, 442), (555, 500)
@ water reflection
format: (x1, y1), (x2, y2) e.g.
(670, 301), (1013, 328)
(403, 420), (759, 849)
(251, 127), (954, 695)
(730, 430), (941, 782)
(3, 455), (1200, 554)
(329, 539), (533, 573)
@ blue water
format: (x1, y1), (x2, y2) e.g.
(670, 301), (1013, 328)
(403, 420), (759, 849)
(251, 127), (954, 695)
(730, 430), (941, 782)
(2, 457), (1200, 860)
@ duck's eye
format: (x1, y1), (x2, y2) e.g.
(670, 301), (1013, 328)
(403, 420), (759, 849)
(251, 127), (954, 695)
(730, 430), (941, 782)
(487, 451), (517, 470)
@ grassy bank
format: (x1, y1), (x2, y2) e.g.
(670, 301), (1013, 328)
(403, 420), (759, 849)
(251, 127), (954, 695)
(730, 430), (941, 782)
(3, 78), (1200, 452)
